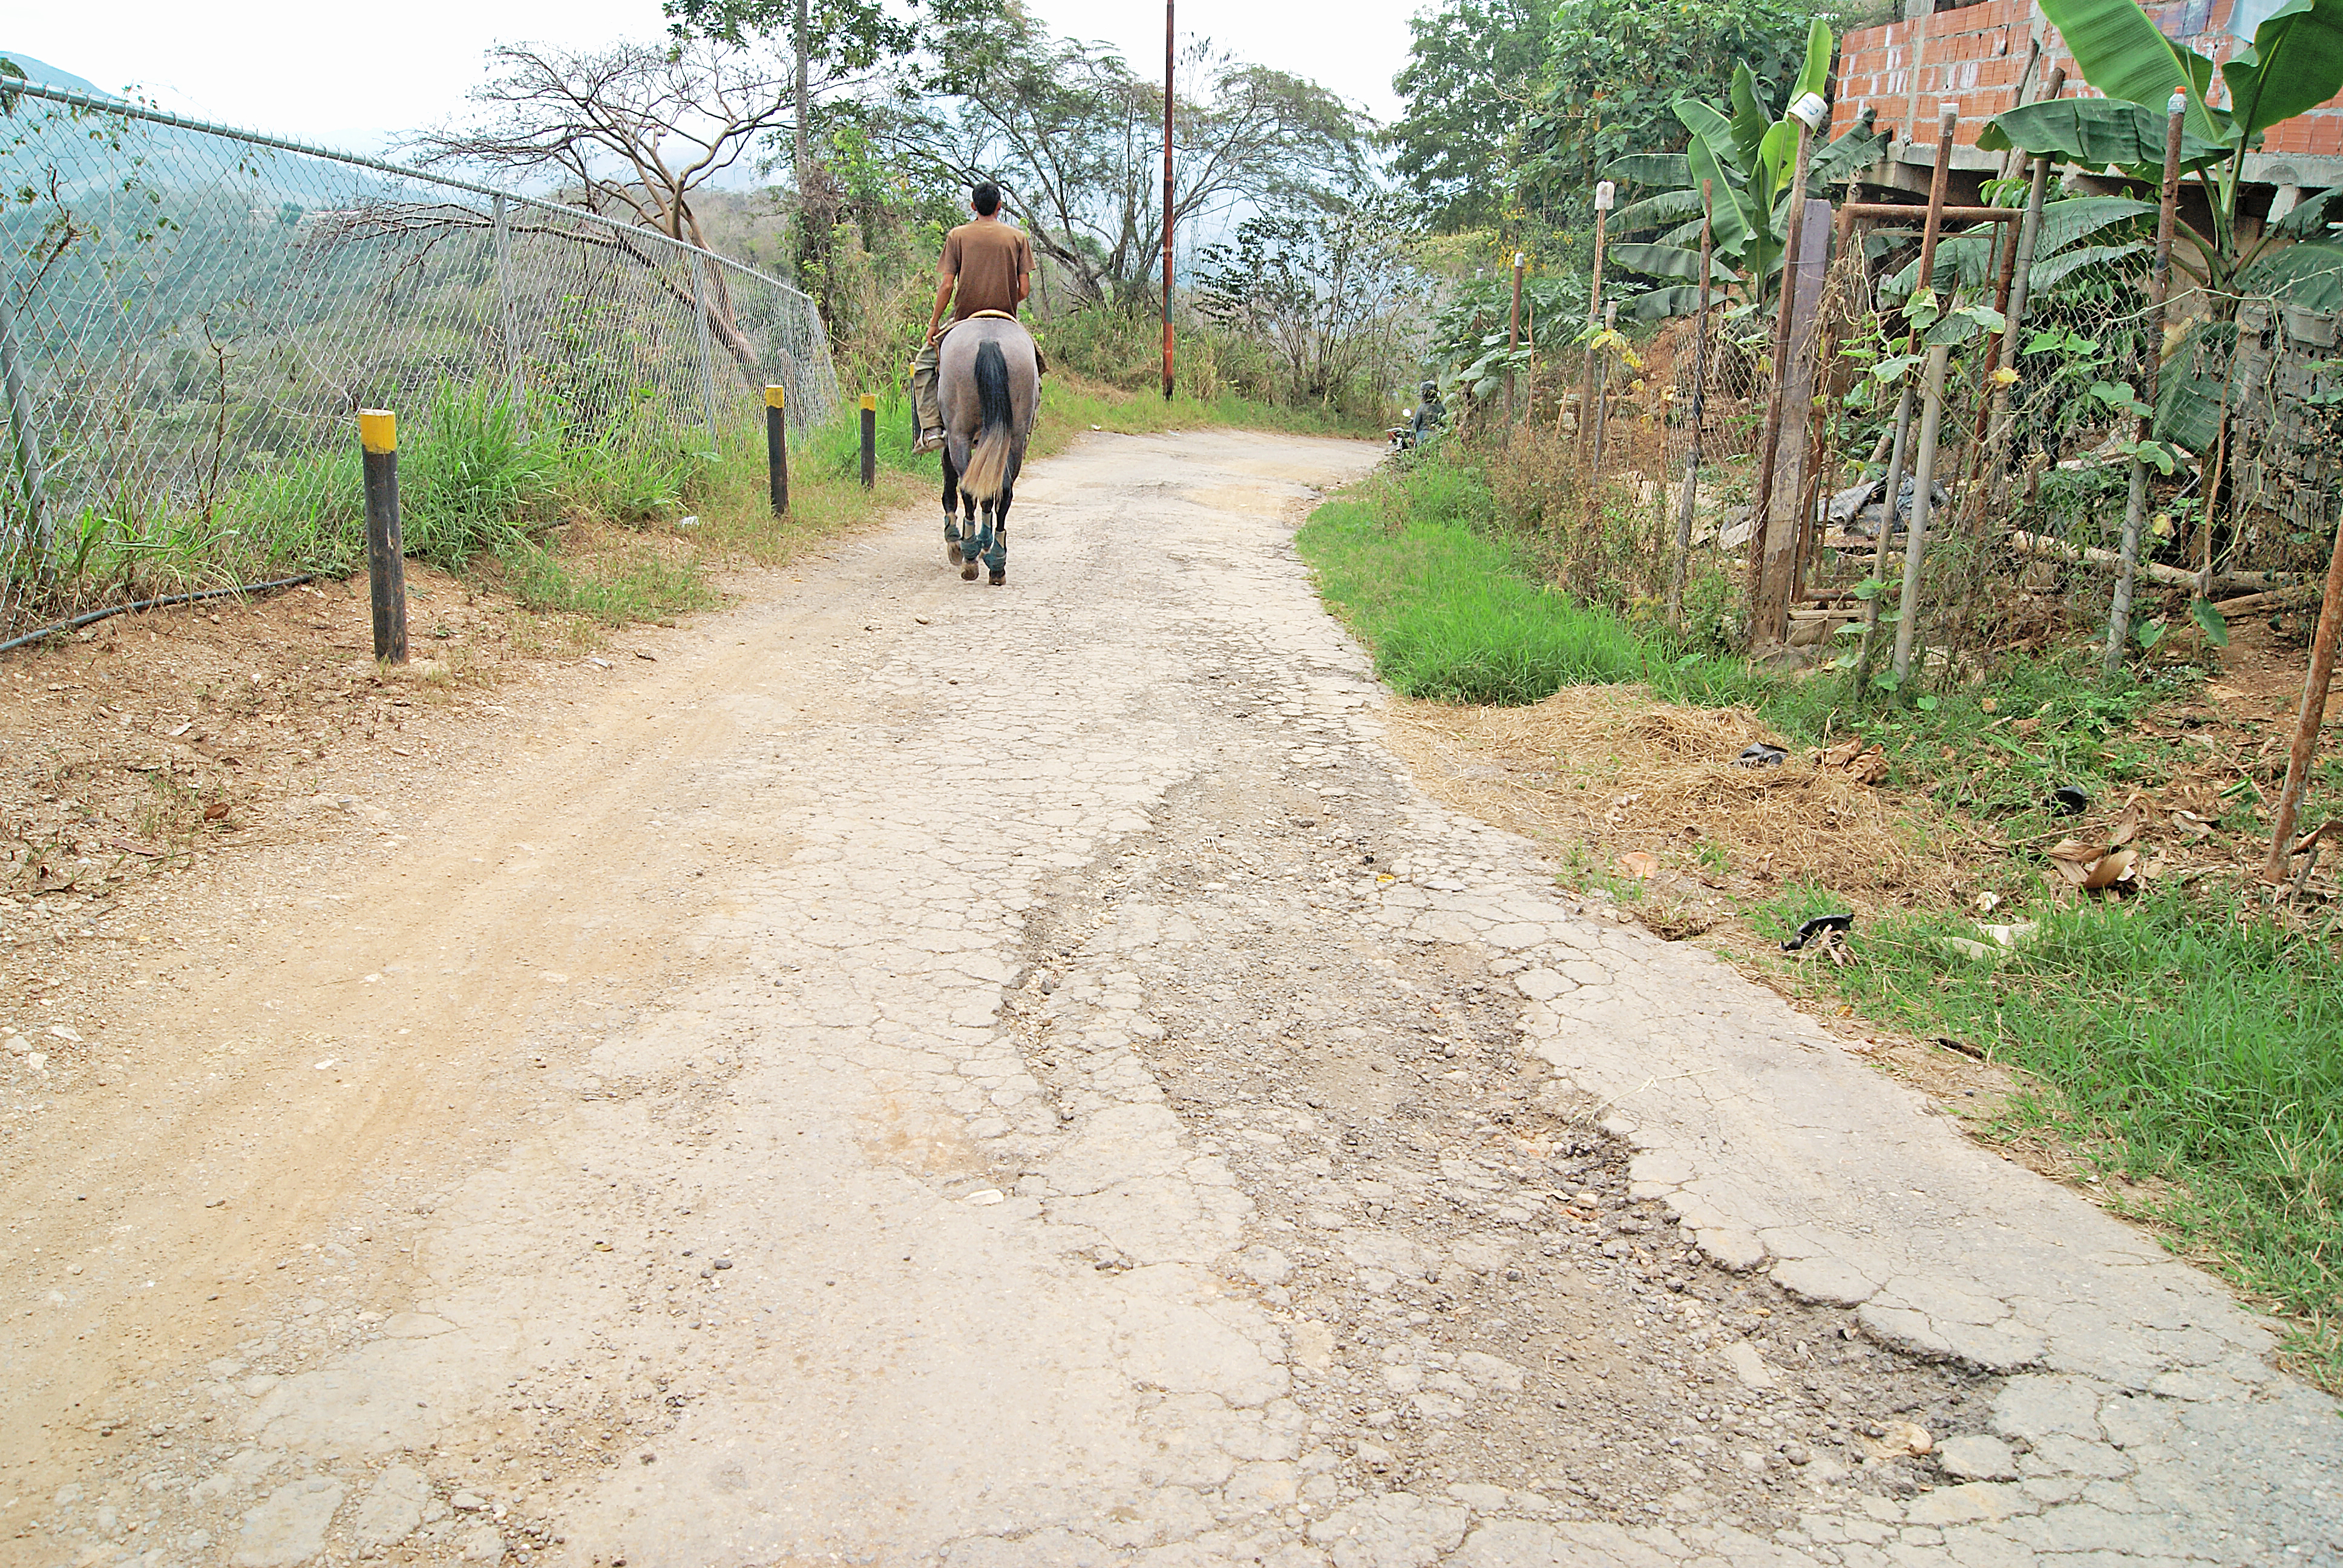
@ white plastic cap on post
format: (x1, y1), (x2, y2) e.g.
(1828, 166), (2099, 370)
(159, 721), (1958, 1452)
(2168, 89), (2189, 117)
(1939, 100), (1959, 131)
(1594, 180), (1616, 212)
(1789, 92), (1829, 134)
(1513, 250), (1525, 269)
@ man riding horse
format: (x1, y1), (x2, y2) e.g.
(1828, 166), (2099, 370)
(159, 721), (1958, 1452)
(913, 180), (1034, 452)
(914, 180), (1043, 586)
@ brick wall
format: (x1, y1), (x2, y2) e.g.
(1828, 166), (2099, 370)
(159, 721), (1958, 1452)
(1830, 0), (2343, 162)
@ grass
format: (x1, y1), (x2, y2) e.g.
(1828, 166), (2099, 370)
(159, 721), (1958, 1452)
(1784, 886), (2343, 1378)
(1299, 437), (2343, 1387)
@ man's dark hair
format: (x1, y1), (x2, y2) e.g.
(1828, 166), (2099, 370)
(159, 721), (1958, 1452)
(971, 181), (1003, 217)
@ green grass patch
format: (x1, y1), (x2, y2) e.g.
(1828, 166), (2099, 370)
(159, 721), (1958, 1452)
(1794, 885), (2343, 1380)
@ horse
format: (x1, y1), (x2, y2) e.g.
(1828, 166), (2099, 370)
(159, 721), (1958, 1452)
(936, 313), (1040, 585)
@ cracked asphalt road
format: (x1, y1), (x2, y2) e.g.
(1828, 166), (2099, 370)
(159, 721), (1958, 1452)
(2, 429), (2338, 1568)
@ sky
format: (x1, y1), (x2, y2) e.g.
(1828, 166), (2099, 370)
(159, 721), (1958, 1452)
(5, 0), (1421, 158)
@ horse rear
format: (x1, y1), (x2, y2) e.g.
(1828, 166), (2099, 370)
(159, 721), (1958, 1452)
(937, 317), (1040, 584)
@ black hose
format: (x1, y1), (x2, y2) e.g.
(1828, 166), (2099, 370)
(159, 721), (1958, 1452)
(0, 575), (321, 658)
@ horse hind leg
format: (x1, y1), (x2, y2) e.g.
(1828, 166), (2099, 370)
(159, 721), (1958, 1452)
(986, 479), (1012, 586)
(941, 448), (964, 565)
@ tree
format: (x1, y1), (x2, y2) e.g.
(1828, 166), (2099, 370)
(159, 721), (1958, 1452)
(660, 0), (932, 324)
(1513, 0), (1821, 226)
(1196, 192), (1421, 407)
(1387, 0), (1548, 234)
(889, 7), (1368, 310)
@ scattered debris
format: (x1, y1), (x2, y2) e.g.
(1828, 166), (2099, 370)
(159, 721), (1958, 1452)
(1734, 742), (1788, 768)
(2052, 786), (2090, 816)
(1783, 912), (1853, 953)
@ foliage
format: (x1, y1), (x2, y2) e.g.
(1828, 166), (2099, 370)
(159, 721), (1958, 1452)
(1421, 272), (1586, 404)
(1388, 0), (1552, 233)
(1515, 0), (1827, 223)
(885, 11), (1368, 310)
(1601, 24), (1889, 320)
(1196, 193), (1424, 410)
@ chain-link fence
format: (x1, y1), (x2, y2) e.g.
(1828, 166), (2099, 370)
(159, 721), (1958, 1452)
(1605, 181), (2343, 669)
(1, 80), (838, 637)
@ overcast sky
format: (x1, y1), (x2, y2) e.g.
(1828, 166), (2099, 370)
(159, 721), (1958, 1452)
(7, 0), (1420, 157)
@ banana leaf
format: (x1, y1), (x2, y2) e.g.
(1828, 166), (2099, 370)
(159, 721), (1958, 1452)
(1611, 188), (1707, 234)
(2236, 238), (2343, 308)
(2153, 318), (2235, 453)
(1607, 242), (1715, 283)
(1625, 283), (1738, 322)
(1809, 116), (1889, 191)
(1602, 152), (1694, 187)
(2275, 183), (2343, 238)
(2220, 0), (2343, 142)
(2037, 0), (2224, 142)
(2025, 240), (2150, 290)
(1979, 99), (2229, 177)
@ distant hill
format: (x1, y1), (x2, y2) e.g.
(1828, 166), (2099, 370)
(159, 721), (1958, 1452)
(1, 52), (116, 98)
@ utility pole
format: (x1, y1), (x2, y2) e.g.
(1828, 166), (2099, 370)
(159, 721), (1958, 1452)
(1162, 0), (1176, 402)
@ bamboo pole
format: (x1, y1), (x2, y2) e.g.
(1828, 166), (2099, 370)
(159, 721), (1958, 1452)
(1856, 102), (1959, 687)
(2104, 92), (2187, 681)
(1891, 344), (1951, 682)
(1668, 181), (1717, 629)
(2265, 513), (2343, 883)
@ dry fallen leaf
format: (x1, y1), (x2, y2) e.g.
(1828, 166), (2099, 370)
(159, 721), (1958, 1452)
(2082, 847), (2138, 891)
(1618, 851), (1659, 879)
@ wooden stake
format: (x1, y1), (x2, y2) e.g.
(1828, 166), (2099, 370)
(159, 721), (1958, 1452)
(2104, 93), (2187, 681)
(2264, 512), (2343, 882)
(1668, 181), (1717, 629)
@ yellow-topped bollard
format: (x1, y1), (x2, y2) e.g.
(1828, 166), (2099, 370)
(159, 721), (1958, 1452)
(859, 393), (877, 489)
(764, 385), (790, 518)
(357, 408), (407, 665)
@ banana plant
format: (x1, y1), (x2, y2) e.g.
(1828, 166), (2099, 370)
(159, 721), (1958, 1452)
(1976, 0), (2343, 299)
(1600, 20), (1888, 322)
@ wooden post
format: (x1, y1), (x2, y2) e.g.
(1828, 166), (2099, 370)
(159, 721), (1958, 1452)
(1591, 301), (1617, 472)
(1856, 103), (1959, 686)
(1746, 91), (1830, 646)
(1668, 181), (1717, 629)
(359, 410), (408, 667)
(2105, 93), (2187, 681)
(765, 385), (790, 517)
(1579, 182), (1614, 463)
(1162, 0), (1176, 401)
(859, 393), (877, 489)
(1505, 250), (1524, 432)
(2264, 509), (2343, 881)
(1890, 344), (1951, 683)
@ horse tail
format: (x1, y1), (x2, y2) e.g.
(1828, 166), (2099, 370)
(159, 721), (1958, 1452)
(960, 338), (1015, 501)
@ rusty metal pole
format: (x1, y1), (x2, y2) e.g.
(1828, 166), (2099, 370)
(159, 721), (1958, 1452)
(2265, 512), (2343, 882)
(1668, 181), (1717, 629)
(1162, 0), (1175, 401)
(2104, 92), (2187, 682)
(1856, 102), (1960, 687)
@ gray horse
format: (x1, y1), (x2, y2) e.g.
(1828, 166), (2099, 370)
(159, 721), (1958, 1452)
(937, 315), (1040, 584)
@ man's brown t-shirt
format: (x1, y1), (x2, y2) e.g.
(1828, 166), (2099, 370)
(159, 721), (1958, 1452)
(940, 219), (1032, 321)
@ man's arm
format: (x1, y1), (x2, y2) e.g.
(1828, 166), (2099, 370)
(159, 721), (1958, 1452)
(1015, 236), (1031, 309)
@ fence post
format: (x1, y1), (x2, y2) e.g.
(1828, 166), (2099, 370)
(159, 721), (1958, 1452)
(359, 410), (408, 667)
(2264, 505), (2343, 883)
(1668, 183), (1717, 629)
(1890, 344), (1951, 683)
(1746, 91), (1830, 647)
(860, 393), (877, 488)
(689, 253), (724, 456)
(1857, 103), (1959, 688)
(0, 283), (48, 557)
(1579, 182), (1614, 462)
(491, 194), (526, 434)
(1505, 250), (1524, 433)
(2104, 92), (2187, 681)
(766, 385), (790, 517)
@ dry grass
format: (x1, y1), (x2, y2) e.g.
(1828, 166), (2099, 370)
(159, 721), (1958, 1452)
(1381, 684), (1969, 932)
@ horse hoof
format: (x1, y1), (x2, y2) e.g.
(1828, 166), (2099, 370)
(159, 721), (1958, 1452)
(961, 561), (979, 581)
(989, 571), (1005, 586)
(947, 543), (963, 565)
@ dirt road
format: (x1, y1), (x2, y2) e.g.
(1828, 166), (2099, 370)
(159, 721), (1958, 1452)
(2, 430), (2336, 1567)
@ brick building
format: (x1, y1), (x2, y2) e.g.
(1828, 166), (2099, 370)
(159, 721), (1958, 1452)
(1831, 0), (2343, 205)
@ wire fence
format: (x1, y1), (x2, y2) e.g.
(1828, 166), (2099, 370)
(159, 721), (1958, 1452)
(0, 80), (839, 638)
(1590, 183), (2343, 673)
